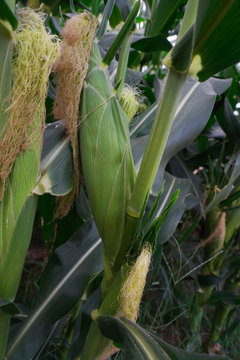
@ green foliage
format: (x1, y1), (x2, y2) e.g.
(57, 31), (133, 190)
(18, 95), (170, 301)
(1, 1), (240, 359)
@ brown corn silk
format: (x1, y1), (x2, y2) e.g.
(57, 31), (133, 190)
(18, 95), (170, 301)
(53, 13), (98, 217)
(0, 9), (60, 200)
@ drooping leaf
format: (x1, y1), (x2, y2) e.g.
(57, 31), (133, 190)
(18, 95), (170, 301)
(189, 0), (240, 81)
(6, 220), (103, 360)
(97, 316), (230, 360)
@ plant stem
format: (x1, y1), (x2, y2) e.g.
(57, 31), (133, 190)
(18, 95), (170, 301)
(80, 321), (113, 360)
(59, 300), (83, 360)
(80, 266), (128, 359)
(111, 70), (186, 273)
(113, 69), (187, 272)
(127, 69), (187, 218)
(115, 32), (133, 96)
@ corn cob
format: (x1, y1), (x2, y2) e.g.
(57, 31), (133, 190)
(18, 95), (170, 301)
(79, 42), (136, 265)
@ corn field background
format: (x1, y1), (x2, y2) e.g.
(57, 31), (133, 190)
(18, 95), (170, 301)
(1, 0), (240, 359)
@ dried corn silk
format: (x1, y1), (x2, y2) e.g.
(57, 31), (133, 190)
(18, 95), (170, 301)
(53, 13), (98, 217)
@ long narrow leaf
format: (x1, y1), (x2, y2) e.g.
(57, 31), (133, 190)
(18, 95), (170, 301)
(102, 0), (140, 66)
(6, 220), (103, 360)
(33, 120), (73, 196)
(98, 316), (230, 360)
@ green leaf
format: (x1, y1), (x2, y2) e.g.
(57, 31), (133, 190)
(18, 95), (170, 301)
(145, 173), (191, 288)
(208, 291), (240, 306)
(206, 152), (240, 213)
(131, 77), (231, 187)
(131, 34), (172, 53)
(149, 0), (184, 36)
(189, 0), (240, 80)
(0, 0), (18, 30)
(33, 120), (73, 196)
(97, 0), (116, 40)
(108, 3), (122, 28)
(216, 97), (240, 147)
(102, 0), (140, 66)
(0, 299), (21, 316)
(154, 173), (191, 243)
(97, 316), (230, 360)
(116, 0), (131, 21)
(6, 220), (103, 360)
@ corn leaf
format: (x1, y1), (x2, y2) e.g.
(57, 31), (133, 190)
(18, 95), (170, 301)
(97, 316), (230, 360)
(131, 34), (172, 53)
(216, 97), (240, 147)
(0, 0), (18, 30)
(131, 77), (231, 187)
(190, 0), (240, 80)
(149, 0), (185, 36)
(0, 299), (21, 316)
(207, 291), (240, 306)
(102, 0), (140, 66)
(205, 152), (240, 213)
(33, 120), (73, 196)
(6, 220), (103, 360)
(97, 0), (116, 40)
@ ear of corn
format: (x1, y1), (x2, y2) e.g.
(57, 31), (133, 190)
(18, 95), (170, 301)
(0, 9), (59, 357)
(79, 42), (136, 265)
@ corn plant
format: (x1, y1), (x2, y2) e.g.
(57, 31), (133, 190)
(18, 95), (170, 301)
(1, 0), (240, 359)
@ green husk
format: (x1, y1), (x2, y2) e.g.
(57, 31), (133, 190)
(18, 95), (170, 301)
(79, 41), (136, 266)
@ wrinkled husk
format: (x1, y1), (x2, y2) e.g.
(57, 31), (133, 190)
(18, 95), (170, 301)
(79, 42), (136, 265)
